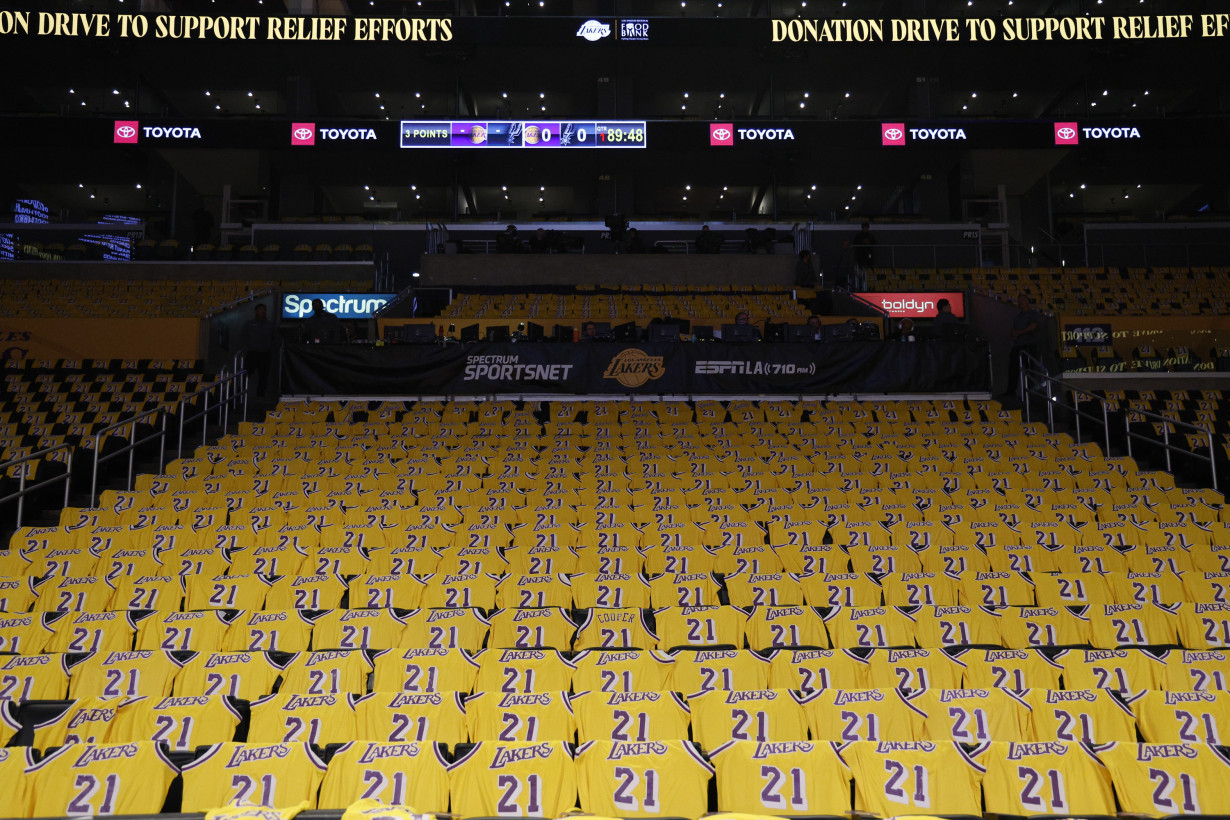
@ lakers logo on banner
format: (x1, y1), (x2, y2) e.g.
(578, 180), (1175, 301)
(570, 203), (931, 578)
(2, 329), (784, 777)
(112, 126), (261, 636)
(602, 349), (664, 388)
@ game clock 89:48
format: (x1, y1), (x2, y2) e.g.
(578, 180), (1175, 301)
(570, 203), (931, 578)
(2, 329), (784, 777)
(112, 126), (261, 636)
(594, 122), (646, 146)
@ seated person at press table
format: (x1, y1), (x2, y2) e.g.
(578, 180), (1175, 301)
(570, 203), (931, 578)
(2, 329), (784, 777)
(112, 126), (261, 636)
(891, 318), (919, 342)
(722, 311), (762, 342)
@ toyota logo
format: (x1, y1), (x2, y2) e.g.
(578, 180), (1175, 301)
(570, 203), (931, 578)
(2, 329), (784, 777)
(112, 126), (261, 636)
(1057, 127), (1076, 140)
(116, 125), (136, 139)
(294, 128), (312, 141)
(883, 128), (903, 141)
(712, 128), (731, 141)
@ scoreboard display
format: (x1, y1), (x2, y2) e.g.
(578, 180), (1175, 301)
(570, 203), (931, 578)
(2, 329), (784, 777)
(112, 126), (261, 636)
(400, 120), (646, 148)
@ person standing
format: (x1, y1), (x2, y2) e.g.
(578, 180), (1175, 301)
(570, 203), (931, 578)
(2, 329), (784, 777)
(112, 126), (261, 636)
(795, 249), (817, 289)
(695, 225), (723, 254)
(302, 298), (345, 344)
(1007, 294), (1043, 394)
(849, 222), (876, 289)
(240, 303), (278, 398)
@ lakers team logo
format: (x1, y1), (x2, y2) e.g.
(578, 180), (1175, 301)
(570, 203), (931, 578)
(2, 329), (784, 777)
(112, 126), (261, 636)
(602, 349), (665, 388)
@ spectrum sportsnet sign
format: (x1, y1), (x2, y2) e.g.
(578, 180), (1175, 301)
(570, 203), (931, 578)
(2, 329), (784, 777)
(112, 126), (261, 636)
(291, 123), (379, 145)
(1054, 121), (1143, 145)
(113, 120), (203, 143)
(856, 292), (966, 318)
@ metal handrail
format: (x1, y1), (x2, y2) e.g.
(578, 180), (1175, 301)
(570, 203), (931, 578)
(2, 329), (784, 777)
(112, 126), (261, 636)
(1017, 348), (1218, 490)
(176, 372), (236, 460)
(1017, 350), (1112, 456)
(89, 365), (248, 503)
(0, 443), (75, 528)
(89, 404), (169, 504)
(1123, 404), (1218, 491)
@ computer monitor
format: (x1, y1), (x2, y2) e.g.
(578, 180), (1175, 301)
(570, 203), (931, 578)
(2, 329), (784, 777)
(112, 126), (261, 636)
(613, 321), (640, 342)
(592, 321), (613, 340)
(824, 324), (854, 343)
(722, 323), (760, 342)
(400, 323), (436, 343)
(525, 321), (545, 341)
(648, 323), (682, 343)
(460, 324), (479, 343)
(693, 325), (715, 341)
(786, 324), (818, 343)
(553, 324), (573, 342)
(485, 325), (510, 342)
(763, 321), (787, 342)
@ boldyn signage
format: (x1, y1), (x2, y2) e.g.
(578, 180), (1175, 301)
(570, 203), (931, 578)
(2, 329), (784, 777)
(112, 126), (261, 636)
(855, 291), (966, 318)
(282, 293), (396, 320)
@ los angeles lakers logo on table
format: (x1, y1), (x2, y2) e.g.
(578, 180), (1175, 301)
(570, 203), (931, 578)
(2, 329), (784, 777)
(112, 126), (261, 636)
(602, 349), (665, 388)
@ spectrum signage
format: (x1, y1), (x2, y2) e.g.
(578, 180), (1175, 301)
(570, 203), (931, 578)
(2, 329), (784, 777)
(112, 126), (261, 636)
(282, 293), (397, 320)
(855, 292), (966, 318)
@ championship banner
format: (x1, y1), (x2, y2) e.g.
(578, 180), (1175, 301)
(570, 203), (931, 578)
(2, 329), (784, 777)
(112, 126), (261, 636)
(1059, 314), (1230, 371)
(281, 339), (989, 396)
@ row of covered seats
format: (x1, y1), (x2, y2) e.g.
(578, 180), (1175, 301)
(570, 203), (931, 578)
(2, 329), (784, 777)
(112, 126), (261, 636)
(193, 243), (374, 262)
(0, 645), (1224, 700)
(5, 683), (1229, 749)
(439, 290), (809, 324)
(9, 599), (1230, 651)
(5, 737), (1226, 818)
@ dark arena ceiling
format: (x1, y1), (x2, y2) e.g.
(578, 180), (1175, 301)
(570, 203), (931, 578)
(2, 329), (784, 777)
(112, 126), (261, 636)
(1, 0), (1227, 225)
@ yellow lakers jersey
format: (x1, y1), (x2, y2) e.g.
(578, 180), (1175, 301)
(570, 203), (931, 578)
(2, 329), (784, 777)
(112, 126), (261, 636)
(711, 739), (851, 816)
(668, 649), (769, 694)
(68, 649), (183, 699)
(768, 647), (868, 691)
(1127, 690), (1230, 744)
(317, 741), (450, 811)
(801, 688), (925, 742)
(248, 692), (358, 745)
(279, 650), (374, 695)
(354, 691), (468, 744)
(954, 648), (1063, 691)
(110, 694), (243, 750)
(575, 739), (712, 819)
(312, 609), (408, 651)
(980, 740), (1114, 815)
(464, 690), (575, 742)
(26, 741), (178, 817)
(1025, 688), (1138, 743)
(448, 741), (577, 819)
(371, 647), (480, 693)
(1098, 742), (1230, 816)
(844, 740), (985, 816)
(571, 649), (675, 694)
(401, 608), (490, 653)
(473, 648), (575, 694)
(180, 742), (327, 812)
(572, 690), (691, 743)
(573, 609), (658, 651)
(33, 695), (123, 747)
(486, 608), (577, 650)
(915, 688), (1033, 741)
(175, 650), (284, 699)
(690, 689), (809, 751)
